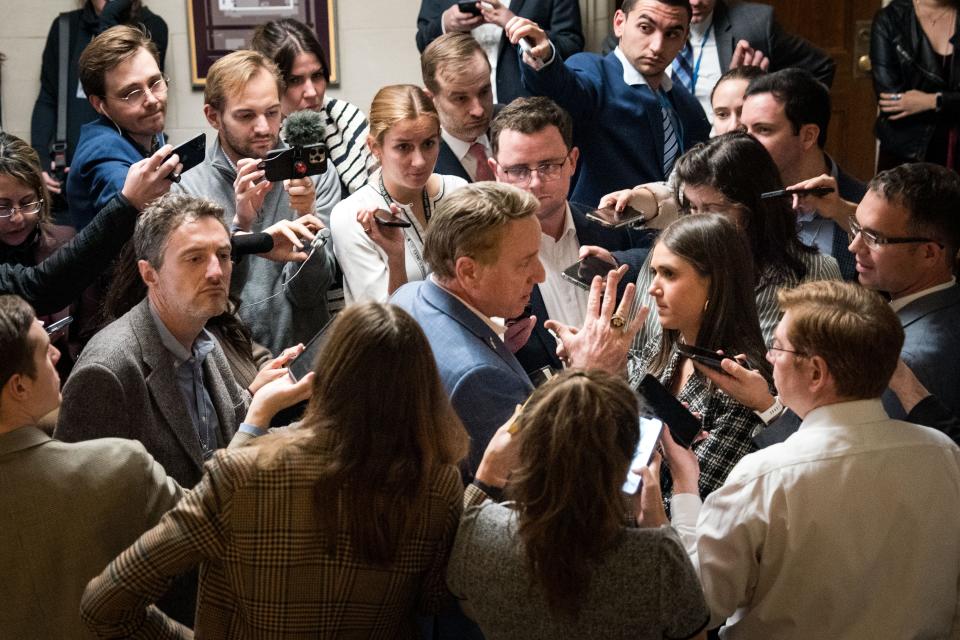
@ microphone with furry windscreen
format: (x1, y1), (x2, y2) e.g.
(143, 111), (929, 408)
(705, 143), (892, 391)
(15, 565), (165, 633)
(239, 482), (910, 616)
(258, 110), (329, 182)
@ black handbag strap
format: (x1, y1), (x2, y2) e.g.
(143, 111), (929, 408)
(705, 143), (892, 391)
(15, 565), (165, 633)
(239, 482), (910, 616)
(53, 12), (70, 166)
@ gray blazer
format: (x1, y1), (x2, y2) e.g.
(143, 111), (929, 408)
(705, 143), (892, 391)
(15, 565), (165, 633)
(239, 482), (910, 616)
(884, 284), (960, 420)
(0, 427), (180, 639)
(55, 298), (249, 488)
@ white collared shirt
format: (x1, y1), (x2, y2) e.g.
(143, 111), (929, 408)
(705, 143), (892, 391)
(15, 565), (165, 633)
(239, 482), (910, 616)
(469, 0), (516, 103)
(614, 46), (673, 91)
(537, 204), (589, 328)
(671, 399), (960, 638)
(679, 13), (722, 123)
(889, 277), (957, 312)
(441, 129), (493, 182)
(431, 275), (506, 339)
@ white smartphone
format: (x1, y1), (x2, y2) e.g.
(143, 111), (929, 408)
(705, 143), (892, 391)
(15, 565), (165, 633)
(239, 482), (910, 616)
(622, 417), (663, 494)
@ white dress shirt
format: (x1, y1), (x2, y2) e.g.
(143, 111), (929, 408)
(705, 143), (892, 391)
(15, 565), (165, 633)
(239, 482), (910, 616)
(890, 277), (957, 312)
(329, 171), (467, 302)
(441, 130), (493, 182)
(672, 13), (722, 123)
(537, 204), (589, 328)
(672, 399), (960, 638)
(470, 0), (516, 104)
(614, 46), (672, 91)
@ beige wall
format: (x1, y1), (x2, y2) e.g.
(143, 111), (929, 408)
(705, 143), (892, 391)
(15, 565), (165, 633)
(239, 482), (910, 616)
(0, 0), (609, 149)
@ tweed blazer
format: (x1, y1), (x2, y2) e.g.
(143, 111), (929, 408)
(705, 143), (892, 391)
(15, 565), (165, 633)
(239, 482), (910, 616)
(0, 427), (181, 639)
(80, 440), (464, 638)
(55, 298), (249, 488)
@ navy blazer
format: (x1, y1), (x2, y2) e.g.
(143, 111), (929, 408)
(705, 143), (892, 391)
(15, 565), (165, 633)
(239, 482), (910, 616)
(521, 50), (710, 207)
(434, 138), (472, 182)
(884, 284), (960, 420)
(515, 201), (653, 376)
(415, 0), (584, 105)
(391, 279), (533, 477)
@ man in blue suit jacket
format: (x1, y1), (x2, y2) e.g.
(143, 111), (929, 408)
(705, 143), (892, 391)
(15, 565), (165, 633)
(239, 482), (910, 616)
(489, 96), (653, 377)
(391, 182), (544, 476)
(506, 0), (710, 206)
(848, 163), (960, 421)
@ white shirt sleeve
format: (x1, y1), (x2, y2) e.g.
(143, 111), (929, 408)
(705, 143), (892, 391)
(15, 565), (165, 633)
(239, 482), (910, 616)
(329, 193), (391, 303)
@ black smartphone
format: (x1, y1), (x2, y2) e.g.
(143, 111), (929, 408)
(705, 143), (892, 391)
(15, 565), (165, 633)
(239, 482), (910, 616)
(287, 319), (334, 382)
(44, 315), (74, 335)
(374, 210), (412, 228)
(585, 205), (647, 229)
(760, 186), (835, 199)
(622, 417), (664, 494)
(636, 374), (701, 448)
(560, 255), (617, 290)
(164, 133), (206, 182)
(457, 1), (482, 15)
(676, 343), (755, 372)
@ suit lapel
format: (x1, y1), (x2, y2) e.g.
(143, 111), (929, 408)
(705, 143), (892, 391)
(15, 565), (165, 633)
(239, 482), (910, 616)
(421, 280), (532, 384)
(498, 0), (528, 57)
(134, 301), (204, 475)
(203, 347), (239, 447)
(713, 2), (735, 69)
(897, 285), (960, 327)
(437, 139), (472, 182)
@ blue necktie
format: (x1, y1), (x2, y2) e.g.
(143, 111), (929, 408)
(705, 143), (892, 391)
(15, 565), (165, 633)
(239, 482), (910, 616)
(672, 38), (695, 92)
(659, 90), (679, 177)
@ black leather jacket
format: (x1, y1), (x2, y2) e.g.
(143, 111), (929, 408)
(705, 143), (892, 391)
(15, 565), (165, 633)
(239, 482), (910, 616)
(870, 0), (960, 161)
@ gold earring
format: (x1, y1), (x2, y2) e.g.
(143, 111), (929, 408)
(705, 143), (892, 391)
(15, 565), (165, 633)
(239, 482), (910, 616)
(703, 299), (710, 313)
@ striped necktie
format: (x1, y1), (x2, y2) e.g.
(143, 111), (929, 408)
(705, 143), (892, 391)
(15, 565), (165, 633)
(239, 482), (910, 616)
(659, 90), (679, 177)
(672, 38), (695, 93)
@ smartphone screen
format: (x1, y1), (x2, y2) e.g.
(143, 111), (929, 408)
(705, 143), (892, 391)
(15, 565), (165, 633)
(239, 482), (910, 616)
(560, 255), (616, 290)
(585, 205), (647, 229)
(637, 374), (701, 448)
(622, 417), (663, 494)
(287, 319), (334, 382)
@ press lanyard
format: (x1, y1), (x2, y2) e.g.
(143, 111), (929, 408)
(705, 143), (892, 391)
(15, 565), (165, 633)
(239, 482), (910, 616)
(690, 22), (714, 91)
(376, 173), (431, 279)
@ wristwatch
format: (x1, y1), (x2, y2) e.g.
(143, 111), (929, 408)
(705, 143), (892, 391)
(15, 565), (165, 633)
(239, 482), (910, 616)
(754, 396), (786, 425)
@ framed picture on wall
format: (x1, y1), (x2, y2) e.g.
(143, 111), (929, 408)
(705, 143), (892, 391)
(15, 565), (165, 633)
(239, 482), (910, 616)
(187, 0), (339, 88)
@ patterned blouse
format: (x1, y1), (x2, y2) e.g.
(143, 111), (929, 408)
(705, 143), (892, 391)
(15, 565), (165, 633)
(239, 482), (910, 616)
(628, 341), (765, 512)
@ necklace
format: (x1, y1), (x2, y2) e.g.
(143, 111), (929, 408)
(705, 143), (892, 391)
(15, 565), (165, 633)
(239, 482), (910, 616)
(915, 0), (956, 28)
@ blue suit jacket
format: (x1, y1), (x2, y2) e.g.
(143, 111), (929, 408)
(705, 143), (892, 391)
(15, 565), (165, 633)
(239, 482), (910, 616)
(66, 115), (164, 229)
(391, 279), (533, 477)
(434, 139), (472, 183)
(416, 0), (584, 105)
(520, 50), (710, 206)
(884, 284), (960, 420)
(515, 201), (653, 376)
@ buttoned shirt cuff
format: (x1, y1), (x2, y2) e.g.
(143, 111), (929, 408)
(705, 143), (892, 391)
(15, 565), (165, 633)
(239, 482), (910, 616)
(239, 422), (269, 438)
(671, 492), (703, 558)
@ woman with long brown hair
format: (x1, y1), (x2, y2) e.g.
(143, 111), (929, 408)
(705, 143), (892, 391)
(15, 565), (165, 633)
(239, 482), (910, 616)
(82, 302), (470, 637)
(447, 370), (709, 639)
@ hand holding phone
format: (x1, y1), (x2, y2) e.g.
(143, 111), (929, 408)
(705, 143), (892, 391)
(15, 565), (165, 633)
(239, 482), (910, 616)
(676, 343), (755, 373)
(374, 209), (412, 228)
(586, 205), (647, 229)
(287, 319), (334, 381)
(623, 417), (663, 494)
(163, 133), (205, 183)
(636, 374), (701, 448)
(457, 1), (482, 15)
(560, 255), (617, 290)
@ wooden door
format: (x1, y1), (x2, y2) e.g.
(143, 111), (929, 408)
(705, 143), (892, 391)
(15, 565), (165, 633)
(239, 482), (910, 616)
(755, 0), (883, 181)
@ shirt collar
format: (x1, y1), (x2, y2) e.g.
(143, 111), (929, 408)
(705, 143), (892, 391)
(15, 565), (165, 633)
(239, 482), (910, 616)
(544, 203), (577, 243)
(0, 426), (51, 457)
(690, 12), (714, 38)
(431, 275), (507, 338)
(799, 398), (891, 431)
(147, 300), (217, 367)
(441, 129), (491, 162)
(613, 46), (672, 91)
(890, 277), (957, 312)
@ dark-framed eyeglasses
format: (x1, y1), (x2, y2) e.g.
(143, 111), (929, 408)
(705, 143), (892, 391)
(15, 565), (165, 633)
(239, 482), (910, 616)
(766, 339), (806, 358)
(0, 199), (43, 219)
(847, 216), (943, 249)
(497, 155), (570, 185)
(114, 75), (170, 104)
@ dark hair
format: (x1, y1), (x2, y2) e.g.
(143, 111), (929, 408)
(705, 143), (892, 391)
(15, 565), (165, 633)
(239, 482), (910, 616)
(649, 214), (772, 380)
(250, 18), (331, 88)
(0, 132), (51, 226)
(621, 0), (692, 21)
(490, 96), (573, 157)
(744, 68), (831, 148)
(868, 162), (960, 266)
(0, 295), (38, 401)
(134, 193), (227, 269)
(675, 132), (813, 287)
(709, 65), (766, 103)
(256, 303), (469, 565)
(507, 370), (640, 616)
(79, 25), (159, 98)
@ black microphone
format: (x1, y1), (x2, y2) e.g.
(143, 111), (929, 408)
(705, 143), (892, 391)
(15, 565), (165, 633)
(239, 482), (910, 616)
(231, 232), (274, 259)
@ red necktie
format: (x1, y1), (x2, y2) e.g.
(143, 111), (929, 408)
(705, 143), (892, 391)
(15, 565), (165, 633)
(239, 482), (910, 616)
(468, 142), (495, 182)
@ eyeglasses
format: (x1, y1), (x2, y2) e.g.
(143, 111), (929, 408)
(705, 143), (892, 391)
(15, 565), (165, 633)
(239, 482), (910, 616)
(847, 216), (943, 249)
(0, 199), (43, 219)
(766, 339), (805, 358)
(113, 75), (170, 104)
(497, 156), (569, 185)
